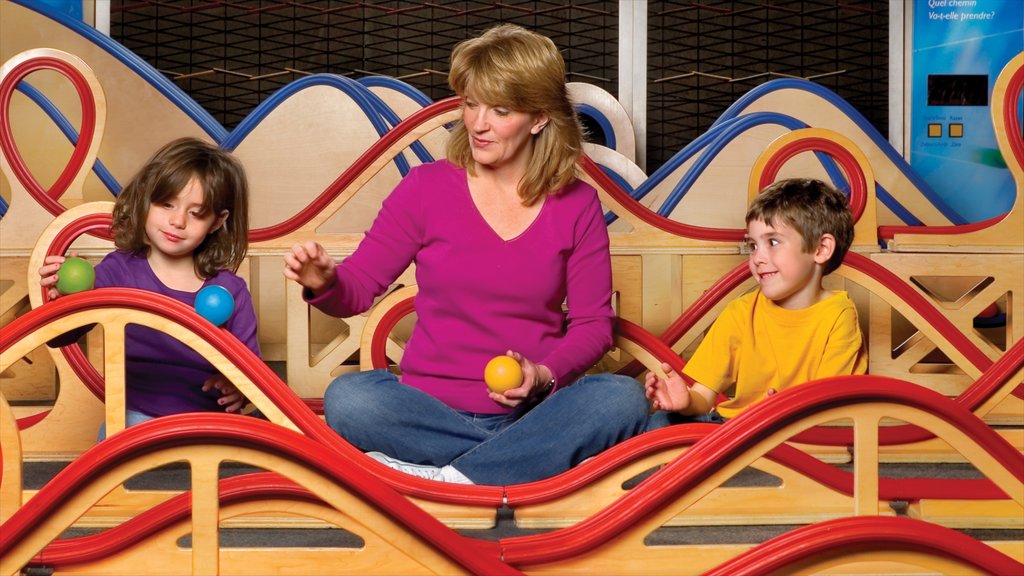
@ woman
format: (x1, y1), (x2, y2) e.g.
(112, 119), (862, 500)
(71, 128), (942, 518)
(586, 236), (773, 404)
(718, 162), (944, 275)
(283, 24), (648, 485)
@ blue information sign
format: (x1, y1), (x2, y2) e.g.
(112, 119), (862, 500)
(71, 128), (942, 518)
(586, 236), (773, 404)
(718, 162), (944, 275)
(910, 0), (1022, 222)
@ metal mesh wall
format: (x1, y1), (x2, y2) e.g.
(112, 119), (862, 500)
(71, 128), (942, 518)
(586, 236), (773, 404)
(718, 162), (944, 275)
(110, 1), (618, 126)
(648, 0), (888, 169)
(109, 0), (888, 173)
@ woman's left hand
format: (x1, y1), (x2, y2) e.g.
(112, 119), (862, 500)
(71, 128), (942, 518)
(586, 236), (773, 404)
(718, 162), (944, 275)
(488, 350), (553, 408)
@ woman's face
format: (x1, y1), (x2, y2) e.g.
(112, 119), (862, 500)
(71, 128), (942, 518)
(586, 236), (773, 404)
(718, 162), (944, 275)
(462, 89), (548, 173)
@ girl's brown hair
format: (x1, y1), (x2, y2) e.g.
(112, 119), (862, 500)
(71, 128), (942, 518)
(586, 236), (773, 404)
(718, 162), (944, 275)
(446, 24), (583, 206)
(111, 137), (249, 278)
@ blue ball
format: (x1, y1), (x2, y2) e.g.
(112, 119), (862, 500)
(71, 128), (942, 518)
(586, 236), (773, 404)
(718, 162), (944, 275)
(194, 285), (234, 326)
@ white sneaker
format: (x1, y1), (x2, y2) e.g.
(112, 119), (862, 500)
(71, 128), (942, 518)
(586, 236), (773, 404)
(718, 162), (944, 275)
(438, 465), (474, 485)
(365, 451), (473, 484)
(366, 451), (443, 479)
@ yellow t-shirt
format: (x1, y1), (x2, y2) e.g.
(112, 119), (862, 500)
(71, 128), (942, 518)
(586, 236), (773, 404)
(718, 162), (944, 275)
(682, 289), (867, 420)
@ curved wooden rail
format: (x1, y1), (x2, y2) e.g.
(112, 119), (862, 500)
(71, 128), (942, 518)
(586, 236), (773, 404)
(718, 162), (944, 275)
(0, 288), (504, 505)
(4, 297), (1021, 573)
(21, 203), (115, 410)
(579, 153), (746, 247)
(496, 376), (1023, 569)
(0, 414), (519, 576)
(628, 250), (1006, 387)
(28, 472), (315, 567)
(704, 516), (1024, 576)
(657, 251), (1014, 391)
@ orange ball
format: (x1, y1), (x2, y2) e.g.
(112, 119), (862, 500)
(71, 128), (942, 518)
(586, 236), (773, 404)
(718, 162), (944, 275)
(484, 355), (523, 393)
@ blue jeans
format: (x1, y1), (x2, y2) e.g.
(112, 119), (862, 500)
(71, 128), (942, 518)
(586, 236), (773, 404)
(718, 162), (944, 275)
(644, 408), (726, 432)
(97, 409), (154, 440)
(323, 370), (650, 485)
(97, 408), (264, 440)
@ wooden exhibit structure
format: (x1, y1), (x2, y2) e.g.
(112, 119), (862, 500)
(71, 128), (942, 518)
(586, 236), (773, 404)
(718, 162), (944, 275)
(1, 2), (1023, 574)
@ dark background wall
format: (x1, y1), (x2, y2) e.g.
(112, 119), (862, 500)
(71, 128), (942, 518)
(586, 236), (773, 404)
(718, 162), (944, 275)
(110, 0), (888, 173)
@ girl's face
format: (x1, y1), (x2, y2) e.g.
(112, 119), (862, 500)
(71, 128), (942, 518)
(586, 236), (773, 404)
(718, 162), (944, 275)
(144, 176), (227, 261)
(462, 89), (548, 173)
(746, 217), (828, 310)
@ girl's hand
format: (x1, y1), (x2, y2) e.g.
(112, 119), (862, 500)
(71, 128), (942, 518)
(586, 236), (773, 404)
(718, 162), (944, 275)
(283, 241), (337, 296)
(38, 253), (73, 301)
(202, 374), (246, 413)
(488, 350), (553, 408)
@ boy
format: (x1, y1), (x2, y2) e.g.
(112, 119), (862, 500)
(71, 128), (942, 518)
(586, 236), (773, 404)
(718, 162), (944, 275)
(645, 178), (867, 428)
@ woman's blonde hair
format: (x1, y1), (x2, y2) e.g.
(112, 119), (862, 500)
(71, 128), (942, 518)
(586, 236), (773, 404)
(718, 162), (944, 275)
(111, 137), (249, 279)
(446, 24), (583, 206)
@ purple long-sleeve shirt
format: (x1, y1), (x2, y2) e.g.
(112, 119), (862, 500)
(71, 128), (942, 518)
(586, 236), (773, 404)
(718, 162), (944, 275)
(51, 250), (261, 417)
(307, 160), (615, 414)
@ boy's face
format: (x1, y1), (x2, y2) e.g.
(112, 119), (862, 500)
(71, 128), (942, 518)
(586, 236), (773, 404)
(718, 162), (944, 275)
(746, 218), (825, 310)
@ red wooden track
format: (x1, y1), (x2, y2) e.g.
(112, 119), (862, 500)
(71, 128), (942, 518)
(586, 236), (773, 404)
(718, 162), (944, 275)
(704, 516), (1024, 576)
(0, 414), (519, 576)
(498, 375), (1023, 567)
(6, 280), (1015, 510)
(3, 292), (1022, 574)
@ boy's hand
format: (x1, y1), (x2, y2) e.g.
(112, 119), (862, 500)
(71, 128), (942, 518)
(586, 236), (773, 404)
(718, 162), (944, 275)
(488, 350), (552, 408)
(283, 241), (337, 296)
(202, 374), (246, 413)
(39, 253), (73, 301)
(644, 362), (691, 412)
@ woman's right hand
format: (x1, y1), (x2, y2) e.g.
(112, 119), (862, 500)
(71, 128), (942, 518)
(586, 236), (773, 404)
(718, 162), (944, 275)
(283, 241), (337, 296)
(38, 254), (70, 301)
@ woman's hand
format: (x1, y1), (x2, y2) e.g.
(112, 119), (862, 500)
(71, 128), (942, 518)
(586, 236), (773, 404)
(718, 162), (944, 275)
(283, 241), (337, 296)
(38, 253), (72, 301)
(202, 374), (247, 413)
(488, 350), (553, 408)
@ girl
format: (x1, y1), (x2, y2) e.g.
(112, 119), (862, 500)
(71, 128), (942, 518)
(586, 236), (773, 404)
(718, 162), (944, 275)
(40, 137), (260, 433)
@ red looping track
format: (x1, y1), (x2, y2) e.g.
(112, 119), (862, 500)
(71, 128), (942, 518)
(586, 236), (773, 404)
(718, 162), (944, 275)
(756, 135), (868, 223)
(0, 55), (97, 217)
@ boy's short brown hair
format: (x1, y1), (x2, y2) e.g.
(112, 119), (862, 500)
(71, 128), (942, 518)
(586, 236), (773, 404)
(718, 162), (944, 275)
(746, 178), (854, 275)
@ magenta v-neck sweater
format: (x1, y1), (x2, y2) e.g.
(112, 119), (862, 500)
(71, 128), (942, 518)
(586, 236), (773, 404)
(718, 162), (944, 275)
(307, 160), (615, 413)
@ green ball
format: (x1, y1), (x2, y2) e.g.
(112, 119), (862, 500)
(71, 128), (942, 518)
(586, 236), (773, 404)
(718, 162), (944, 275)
(56, 257), (95, 295)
